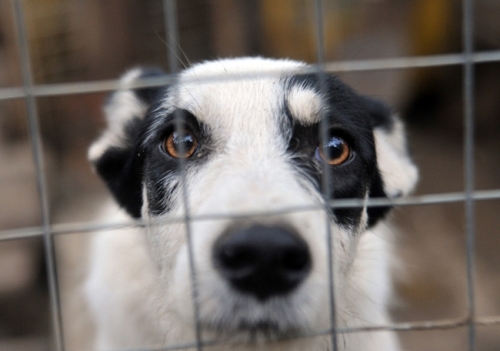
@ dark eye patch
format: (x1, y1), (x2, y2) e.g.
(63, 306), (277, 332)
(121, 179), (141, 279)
(147, 109), (201, 144)
(284, 73), (386, 228)
(141, 108), (213, 216)
(286, 120), (368, 227)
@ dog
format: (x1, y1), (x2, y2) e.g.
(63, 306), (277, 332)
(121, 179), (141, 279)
(85, 57), (418, 351)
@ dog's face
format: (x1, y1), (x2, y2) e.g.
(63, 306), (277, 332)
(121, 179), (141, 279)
(89, 58), (417, 341)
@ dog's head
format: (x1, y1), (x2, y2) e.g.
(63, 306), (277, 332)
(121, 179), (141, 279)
(89, 58), (417, 341)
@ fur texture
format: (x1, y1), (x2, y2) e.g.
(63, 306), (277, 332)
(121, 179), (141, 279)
(86, 57), (418, 351)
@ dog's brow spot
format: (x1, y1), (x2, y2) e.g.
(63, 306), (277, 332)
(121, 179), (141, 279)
(287, 87), (324, 124)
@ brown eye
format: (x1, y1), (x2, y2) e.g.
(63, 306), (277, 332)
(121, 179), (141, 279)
(317, 136), (351, 166)
(163, 130), (198, 158)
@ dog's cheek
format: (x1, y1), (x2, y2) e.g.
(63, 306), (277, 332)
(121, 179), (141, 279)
(170, 245), (196, 323)
(144, 223), (183, 272)
(140, 170), (188, 274)
(142, 154), (183, 216)
(167, 224), (227, 332)
(287, 210), (353, 322)
(148, 205), (225, 324)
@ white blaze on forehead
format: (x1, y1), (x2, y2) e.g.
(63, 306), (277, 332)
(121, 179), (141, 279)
(182, 57), (306, 80)
(287, 86), (325, 124)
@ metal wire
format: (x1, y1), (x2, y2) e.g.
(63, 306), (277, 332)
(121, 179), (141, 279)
(3, 51), (500, 101)
(2, 189), (500, 242)
(40, 314), (500, 351)
(462, 0), (477, 350)
(163, 0), (203, 350)
(314, 1), (338, 350)
(11, 1), (65, 350)
(2, 0), (498, 350)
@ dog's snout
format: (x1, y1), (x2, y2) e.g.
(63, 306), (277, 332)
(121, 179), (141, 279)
(213, 225), (311, 301)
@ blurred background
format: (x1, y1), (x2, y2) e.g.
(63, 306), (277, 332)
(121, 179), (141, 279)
(0, 0), (500, 350)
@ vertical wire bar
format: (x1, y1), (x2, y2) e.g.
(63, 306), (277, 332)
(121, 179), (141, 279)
(12, 1), (64, 350)
(314, 0), (326, 70)
(163, 1), (203, 350)
(462, 0), (476, 350)
(314, 1), (338, 350)
(164, 0), (180, 74)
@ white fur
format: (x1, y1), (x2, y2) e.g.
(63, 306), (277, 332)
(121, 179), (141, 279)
(287, 86), (325, 124)
(374, 119), (418, 198)
(85, 58), (417, 351)
(88, 69), (148, 162)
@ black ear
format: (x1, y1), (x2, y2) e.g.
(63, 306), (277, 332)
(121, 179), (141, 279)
(361, 97), (419, 227)
(89, 68), (167, 218)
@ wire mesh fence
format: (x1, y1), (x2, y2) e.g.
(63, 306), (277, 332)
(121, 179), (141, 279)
(1, 0), (500, 350)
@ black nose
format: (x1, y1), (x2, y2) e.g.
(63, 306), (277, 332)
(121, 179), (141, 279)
(213, 225), (311, 301)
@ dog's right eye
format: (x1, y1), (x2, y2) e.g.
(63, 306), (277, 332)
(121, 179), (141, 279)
(315, 135), (351, 166)
(162, 130), (198, 159)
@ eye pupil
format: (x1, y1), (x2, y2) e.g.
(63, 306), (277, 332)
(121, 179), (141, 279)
(173, 132), (194, 151)
(164, 130), (197, 158)
(322, 137), (344, 159)
(318, 135), (350, 166)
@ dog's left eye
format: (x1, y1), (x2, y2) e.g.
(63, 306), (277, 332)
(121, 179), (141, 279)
(316, 135), (351, 166)
(163, 130), (198, 158)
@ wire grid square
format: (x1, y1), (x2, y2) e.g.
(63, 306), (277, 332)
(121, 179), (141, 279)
(1, 0), (500, 350)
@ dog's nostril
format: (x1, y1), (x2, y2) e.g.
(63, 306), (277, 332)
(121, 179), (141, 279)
(213, 225), (311, 301)
(280, 248), (309, 272)
(219, 247), (255, 273)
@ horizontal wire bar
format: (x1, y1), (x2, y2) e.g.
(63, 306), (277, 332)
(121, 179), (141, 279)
(325, 50), (500, 72)
(0, 75), (176, 100)
(79, 315), (500, 351)
(2, 51), (500, 101)
(1, 188), (500, 242)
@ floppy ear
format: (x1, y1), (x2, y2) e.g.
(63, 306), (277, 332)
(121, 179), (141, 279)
(362, 97), (419, 226)
(88, 68), (167, 218)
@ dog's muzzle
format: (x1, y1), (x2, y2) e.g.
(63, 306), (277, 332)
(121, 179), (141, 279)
(212, 225), (311, 301)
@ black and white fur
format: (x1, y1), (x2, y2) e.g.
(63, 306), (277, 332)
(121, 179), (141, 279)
(86, 57), (418, 351)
